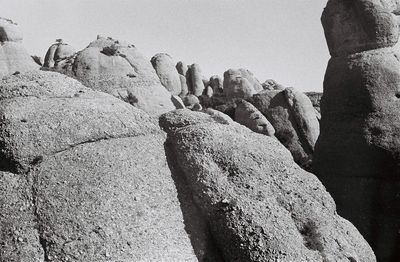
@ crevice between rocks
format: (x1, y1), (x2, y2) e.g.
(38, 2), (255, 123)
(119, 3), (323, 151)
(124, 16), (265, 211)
(163, 138), (225, 262)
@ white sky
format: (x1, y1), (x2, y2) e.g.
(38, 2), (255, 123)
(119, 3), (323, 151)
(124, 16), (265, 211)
(1, 0), (329, 92)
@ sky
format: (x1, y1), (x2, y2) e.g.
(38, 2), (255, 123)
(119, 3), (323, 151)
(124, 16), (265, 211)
(1, 0), (329, 92)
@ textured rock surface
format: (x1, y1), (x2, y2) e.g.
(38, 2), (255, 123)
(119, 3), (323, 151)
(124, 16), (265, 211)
(151, 53), (182, 95)
(160, 109), (375, 262)
(234, 100), (275, 136)
(0, 71), (196, 261)
(43, 41), (76, 68)
(305, 92), (322, 113)
(314, 47), (400, 261)
(187, 64), (205, 96)
(176, 61), (188, 76)
(322, 0), (400, 57)
(223, 68), (263, 100)
(209, 75), (223, 95)
(314, 1), (400, 260)
(250, 88), (319, 169)
(0, 18), (38, 76)
(179, 74), (189, 97)
(262, 79), (285, 90)
(47, 36), (174, 115)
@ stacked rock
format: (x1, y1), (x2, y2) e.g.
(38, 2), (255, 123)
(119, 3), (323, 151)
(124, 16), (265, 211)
(43, 36), (175, 115)
(43, 39), (76, 68)
(313, 0), (400, 260)
(0, 17), (38, 76)
(151, 53), (182, 95)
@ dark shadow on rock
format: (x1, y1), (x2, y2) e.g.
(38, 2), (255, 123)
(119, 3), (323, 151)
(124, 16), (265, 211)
(164, 139), (225, 262)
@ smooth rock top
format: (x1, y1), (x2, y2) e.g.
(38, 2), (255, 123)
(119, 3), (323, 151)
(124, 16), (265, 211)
(223, 68), (263, 100)
(151, 53), (182, 95)
(43, 41), (76, 68)
(322, 0), (400, 57)
(0, 17), (22, 42)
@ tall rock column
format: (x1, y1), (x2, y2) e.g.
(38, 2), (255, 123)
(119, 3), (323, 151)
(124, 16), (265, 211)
(313, 1), (400, 261)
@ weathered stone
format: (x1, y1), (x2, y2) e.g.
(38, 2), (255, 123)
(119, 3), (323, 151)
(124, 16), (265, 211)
(0, 18), (39, 76)
(234, 100), (275, 136)
(179, 74), (189, 97)
(209, 75), (223, 95)
(171, 95), (185, 109)
(305, 91), (322, 113)
(151, 53), (182, 95)
(176, 61), (188, 76)
(249, 88), (319, 169)
(160, 109), (375, 262)
(223, 69), (257, 100)
(48, 36), (174, 115)
(313, 47), (400, 261)
(322, 0), (400, 57)
(0, 71), (197, 261)
(43, 41), (76, 68)
(183, 94), (200, 108)
(262, 79), (285, 90)
(188, 64), (205, 96)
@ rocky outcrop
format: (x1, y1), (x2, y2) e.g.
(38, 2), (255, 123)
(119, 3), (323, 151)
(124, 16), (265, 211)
(209, 75), (223, 95)
(160, 109), (375, 262)
(314, 1), (400, 260)
(249, 88), (319, 169)
(176, 61), (188, 76)
(151, 53), (182, 95)
(43, 40), (76, 68)
(262, 79), (285, 90)
(0, 71), (197, 261)
(223, 68), (263, 100)
(305, 92), (322, 113)
(0, 18), (38, 76)
(187, 64), (205, 96)
(234, 100), (275, 136)
(44, 36), (174, 115)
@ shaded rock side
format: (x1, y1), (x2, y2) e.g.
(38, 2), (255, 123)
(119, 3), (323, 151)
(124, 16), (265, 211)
(322, 0), (400, 57)
(223, 68), (262, 100)
(249, 88), (319, 169)
(47, 36), (174, 115)
(234, 99), (275, 136)
(151, 53), (182, 95)
(159, 109), (375, 262)
(313, 47), (400, 261)
(43, 41), (76, 68)
(0, 71), (197, 261)
(187, 63), (205, 96)
(0, 18), (39, 76)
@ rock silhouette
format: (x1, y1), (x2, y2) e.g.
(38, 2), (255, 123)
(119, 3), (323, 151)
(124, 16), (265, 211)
(314, 0), (400, 260)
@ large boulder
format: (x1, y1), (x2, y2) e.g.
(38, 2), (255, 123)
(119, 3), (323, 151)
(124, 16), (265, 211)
(0, 18), (38, 76)
(234, 100), (275, 136)
(0, 71), (197, 261)
(187, 64), (205, 96)
(151, 53), (182, 95)
(223, 68), (263, 100)
(209, 75), (223, 95)
(314, 1), (400, 260)
(249, 88), (319, 169)
(43, 40), (76, 68)
(159, 109), (375, 262)
(47, 36), (174, 115)
(322, 0), (400, 57)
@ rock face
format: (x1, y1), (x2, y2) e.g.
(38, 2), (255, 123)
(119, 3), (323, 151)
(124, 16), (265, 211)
(151, 53), (182, 95)
(187, 64), (205, 96)
(176, 61), (188, 76)
(209, 75), (223, 95)
(45, 36), (174, 115)
(305, 92), (322, 113)
(322, 0), (400, 57)
(249, 88), (319, 169)
(43, 40), (76, 68)
(314, 1), (400, 261)
(0, 71), (196, 261)
(234, 100), (275, 136)
(223, 69), (263, 100)
(160, 109), (375, 262)
(262, 79), (285, 90)
(0, 18), (38, 76)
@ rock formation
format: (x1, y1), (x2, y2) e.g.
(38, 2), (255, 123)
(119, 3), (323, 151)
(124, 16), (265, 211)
(187, 64), (205, 96)
(234, 100), (275, 136)
(314, 1), (400, 260)
(223, 68), (263, 100)
(0, 71), (197, 261)
(209, 75), (223, 95)
(151, 53), (182, 95)
(43, 40), (76, 68)
(262, 79), (285, 90)
(249, 88), (319, 169)
(176, 61), (188, 76)
(44, 36), (174, 115)
(160, 109), (375, 262)
(0, 18), (38, 76)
